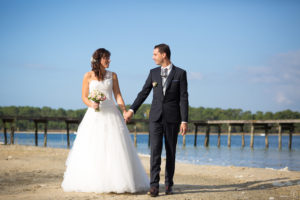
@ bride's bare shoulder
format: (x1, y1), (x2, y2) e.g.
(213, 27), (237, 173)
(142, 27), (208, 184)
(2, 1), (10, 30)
(83, 71), (95, 79)
(111, 71), (117, 78)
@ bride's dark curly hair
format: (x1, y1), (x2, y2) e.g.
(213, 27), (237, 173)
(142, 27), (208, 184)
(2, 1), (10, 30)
(91, 48), (111, 80)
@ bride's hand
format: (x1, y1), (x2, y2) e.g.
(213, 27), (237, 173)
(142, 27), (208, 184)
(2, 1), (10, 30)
(123, 110), (129, 123)
(123, 110), (127, 118)
(91, 102), (99, 109)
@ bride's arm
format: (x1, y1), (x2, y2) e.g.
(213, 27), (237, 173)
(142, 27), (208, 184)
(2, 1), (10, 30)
(112, 72), (126, 113)
(82, 72), (98, 109)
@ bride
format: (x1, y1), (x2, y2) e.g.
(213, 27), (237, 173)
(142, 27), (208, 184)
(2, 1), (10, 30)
(61, 48), (149, 193)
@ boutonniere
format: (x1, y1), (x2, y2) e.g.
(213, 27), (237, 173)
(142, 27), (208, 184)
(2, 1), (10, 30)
(152, 81), (158, 87)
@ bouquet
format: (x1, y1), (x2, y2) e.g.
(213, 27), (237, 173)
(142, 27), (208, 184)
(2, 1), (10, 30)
(88, 89), (106, 112)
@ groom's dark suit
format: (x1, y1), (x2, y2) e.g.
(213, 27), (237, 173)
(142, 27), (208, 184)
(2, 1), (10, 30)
(130, 65), (189, 188)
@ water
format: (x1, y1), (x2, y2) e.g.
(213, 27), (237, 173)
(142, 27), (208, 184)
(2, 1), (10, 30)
(1, 132), (300, 171)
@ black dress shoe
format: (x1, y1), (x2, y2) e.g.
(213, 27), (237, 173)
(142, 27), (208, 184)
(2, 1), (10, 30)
(165, 186), (173, 195)
(147, 187), (159, 197)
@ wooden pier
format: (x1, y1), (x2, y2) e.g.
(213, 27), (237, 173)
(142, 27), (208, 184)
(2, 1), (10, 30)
(190, 120), (300, 149)
(1, 116), (80, 148)
(1, 116), (299, 149)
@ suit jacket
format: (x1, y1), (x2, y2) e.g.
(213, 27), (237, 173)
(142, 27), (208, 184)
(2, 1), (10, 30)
(130, 65), (189, 123)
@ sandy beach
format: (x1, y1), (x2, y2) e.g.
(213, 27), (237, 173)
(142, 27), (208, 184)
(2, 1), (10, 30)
(1, 145), (300, 200)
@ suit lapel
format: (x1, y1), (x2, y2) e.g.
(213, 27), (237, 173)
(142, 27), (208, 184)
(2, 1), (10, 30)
(165, 66), (176, 92)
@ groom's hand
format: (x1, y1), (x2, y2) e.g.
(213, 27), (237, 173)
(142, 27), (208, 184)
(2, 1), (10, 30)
(180, 122), (188, 136)
(124, 110), (134, 123)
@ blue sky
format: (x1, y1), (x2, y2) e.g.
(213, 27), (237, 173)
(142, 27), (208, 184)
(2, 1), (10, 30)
(1, 0), (300, 112)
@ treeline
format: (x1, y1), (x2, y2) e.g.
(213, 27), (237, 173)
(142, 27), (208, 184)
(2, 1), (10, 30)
(0, 105), (300, 132)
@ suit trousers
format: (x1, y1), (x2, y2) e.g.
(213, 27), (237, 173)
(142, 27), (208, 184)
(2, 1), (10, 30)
(149, 115), (180, 188)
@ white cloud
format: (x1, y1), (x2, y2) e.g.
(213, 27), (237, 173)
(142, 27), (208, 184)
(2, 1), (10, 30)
(236, 49), (300, 108)
(188, 72), (203, 81)
(239, 50), (300, 85)
(275, 91), (292, 105)
(270, 50), (300, 68)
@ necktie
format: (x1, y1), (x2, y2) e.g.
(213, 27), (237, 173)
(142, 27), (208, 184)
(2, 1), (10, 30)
(161, 68), (168, 78)
(161, 68), (168, 95)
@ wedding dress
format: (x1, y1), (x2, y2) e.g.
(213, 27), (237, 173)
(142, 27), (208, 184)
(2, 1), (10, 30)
(61, 70), (149, 193)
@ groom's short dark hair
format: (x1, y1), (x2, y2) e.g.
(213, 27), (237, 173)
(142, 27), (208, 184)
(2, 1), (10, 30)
(154, 43), (171, 60)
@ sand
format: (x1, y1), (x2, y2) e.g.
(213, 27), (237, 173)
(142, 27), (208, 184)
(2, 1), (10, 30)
(1, 144), (300, 200)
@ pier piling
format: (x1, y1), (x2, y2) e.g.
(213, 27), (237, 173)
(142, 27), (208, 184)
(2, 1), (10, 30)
(44, 122), (48, 147)
(289, 127), (293, 149)
(204, 125), (210, 147)
(2, 118), (14, 145)
(227, 125), (232, 147)
(34, 121), (38, 146)
(241, 126), (245, 147)
(217, 125), (221, 147)
(10, 126), (14, 145)
(194, 125), (198, 147)
(278, 125), (282, 150)
(250, 124), (254, 148)
(265, 128), (269, 148)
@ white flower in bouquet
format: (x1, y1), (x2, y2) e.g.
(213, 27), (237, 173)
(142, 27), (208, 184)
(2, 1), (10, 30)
(88, 89), (106, 112)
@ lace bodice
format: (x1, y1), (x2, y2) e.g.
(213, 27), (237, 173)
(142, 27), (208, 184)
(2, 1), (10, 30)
(89, 70), (114, 107)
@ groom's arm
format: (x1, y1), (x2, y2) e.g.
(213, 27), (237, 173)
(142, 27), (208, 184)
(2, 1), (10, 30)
(180, 70), (189, 122)
(129, 70), (153, 114)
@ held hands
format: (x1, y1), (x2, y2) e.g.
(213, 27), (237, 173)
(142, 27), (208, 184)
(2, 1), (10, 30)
(180, 122), (188, 136)
(122, 110), (128, 122)
(123, 110), (133, 123)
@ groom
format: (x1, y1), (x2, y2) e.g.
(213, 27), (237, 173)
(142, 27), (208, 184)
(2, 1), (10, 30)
(124, 43), (189, 197)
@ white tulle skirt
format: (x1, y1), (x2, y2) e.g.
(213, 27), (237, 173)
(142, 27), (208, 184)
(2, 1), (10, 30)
(61, 105), (149, 193)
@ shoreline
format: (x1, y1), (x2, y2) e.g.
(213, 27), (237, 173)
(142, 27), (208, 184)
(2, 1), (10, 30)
(1, 144), (300, 200)
(136, 152), (295, 172)
(1, 143), (299, 172)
